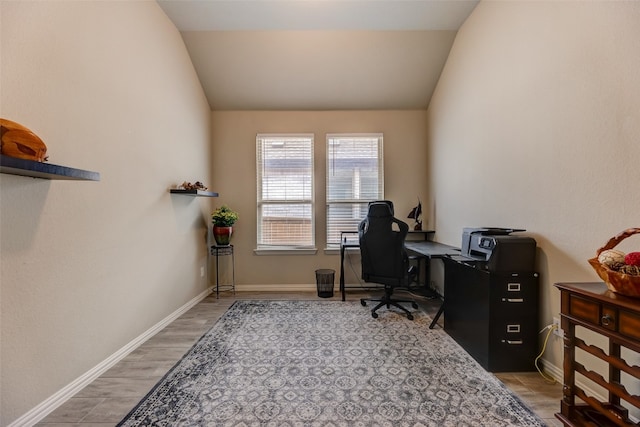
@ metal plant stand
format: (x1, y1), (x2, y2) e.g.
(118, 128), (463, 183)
(210, 244), (235, 297)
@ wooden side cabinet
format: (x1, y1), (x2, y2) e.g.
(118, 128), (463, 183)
(555, 282), (640, 427)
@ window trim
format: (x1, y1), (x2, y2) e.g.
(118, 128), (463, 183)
(256, 133), (316, 253)
(325, 133), (384, 249)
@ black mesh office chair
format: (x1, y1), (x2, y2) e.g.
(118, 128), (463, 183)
(359, 201), (419, 320)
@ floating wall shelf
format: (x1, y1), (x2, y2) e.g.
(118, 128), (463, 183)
(0, 154), (100, 181)
(170, 189), (219, 197)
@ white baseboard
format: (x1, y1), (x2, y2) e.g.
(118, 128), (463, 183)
(8, 287), (213, 427)
(541, 358), (563, 383)
(235, 283), (319, 292)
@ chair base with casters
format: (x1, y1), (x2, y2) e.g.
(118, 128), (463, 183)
(360, 285), (419, 320)
(360, 265), (419, 319)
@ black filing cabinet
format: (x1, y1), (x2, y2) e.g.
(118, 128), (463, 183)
(443, 256), (539, 372)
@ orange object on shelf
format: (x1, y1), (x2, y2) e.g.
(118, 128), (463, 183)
(0, 118), (48, 162)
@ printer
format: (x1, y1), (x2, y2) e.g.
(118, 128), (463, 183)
(460, 227), (536, 272)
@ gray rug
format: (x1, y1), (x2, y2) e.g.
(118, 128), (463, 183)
(118, 300), (545, 426)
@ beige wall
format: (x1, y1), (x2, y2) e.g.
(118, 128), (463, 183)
(211, 110), (428, 289)
(0, 2), (212, 425)
(427, 1), (640, 376)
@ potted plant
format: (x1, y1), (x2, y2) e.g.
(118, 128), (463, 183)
(211, 205), (239, 246)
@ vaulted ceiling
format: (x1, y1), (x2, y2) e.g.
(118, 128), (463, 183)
(158, 0), (479, 110)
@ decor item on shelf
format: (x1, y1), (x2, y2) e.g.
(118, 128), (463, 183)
(178, 181), (207, 191)
(0, 118), (48, 162)
(588, 227), (640, 297)
(407, 198), (422, 230)
(211, 205), (238, 246)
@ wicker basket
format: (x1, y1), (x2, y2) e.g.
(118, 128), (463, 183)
(588, 228), (640, 297)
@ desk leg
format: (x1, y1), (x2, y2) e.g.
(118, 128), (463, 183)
(427, 257), (443, 328)
(429, 301), (444, 329)
(340, 247), (346, 301)
(424, 257), (431, 291)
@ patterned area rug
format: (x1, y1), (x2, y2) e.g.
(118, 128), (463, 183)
(118, 300), (544, 426)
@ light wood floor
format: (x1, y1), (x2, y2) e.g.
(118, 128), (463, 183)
(37, 290), (562, 426)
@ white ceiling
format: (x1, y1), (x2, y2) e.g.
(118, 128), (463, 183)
(158, 0), (479, 110)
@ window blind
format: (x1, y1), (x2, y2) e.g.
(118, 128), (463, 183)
(326, 134), (383, 247)
(256, 134), (314, 248)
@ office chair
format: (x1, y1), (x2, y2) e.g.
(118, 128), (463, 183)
(359, 201), (419, 320)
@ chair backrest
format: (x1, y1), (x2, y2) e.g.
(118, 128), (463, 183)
(358, 201), (409, 286)
(370, 200), (394, 216)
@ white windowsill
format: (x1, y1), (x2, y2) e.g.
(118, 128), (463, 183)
(323, 247), (341, 255)
(254, 248), (318, 255)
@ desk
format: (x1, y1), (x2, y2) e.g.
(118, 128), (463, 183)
(407, 230), (436, 241)
(339, 232), (360, 302)
(339, 231), (459, 311)
(404, 240), (459, 257)
(404, 240), (460, 288)
(404, 241), (460, 328)
(338, 231), (436, 300)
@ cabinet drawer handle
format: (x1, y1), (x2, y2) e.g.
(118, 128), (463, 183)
(504, 339), (523, 345)
(502, 298), (524, 303)
(507, 324), (521, 333)
(601, 314), (613, 326)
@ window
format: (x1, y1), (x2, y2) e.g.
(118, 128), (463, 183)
(256, 134), (314, 250)
(326, 134), (383, 248)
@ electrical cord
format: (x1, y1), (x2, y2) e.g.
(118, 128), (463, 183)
(535, 324), (559, 384)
